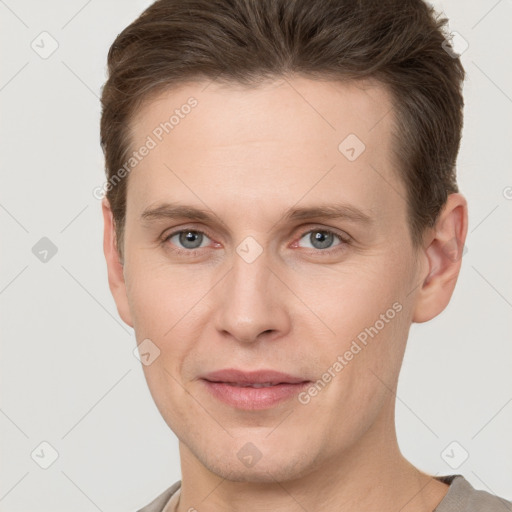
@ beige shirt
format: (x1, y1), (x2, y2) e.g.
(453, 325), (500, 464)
(162, 486), (180, 512)
(137, 474), (512, 512)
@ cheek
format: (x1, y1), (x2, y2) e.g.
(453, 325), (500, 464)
(307, 260), (409, 340)
(303, 252), (415, 393)
(124, 261), (212, 391)
(124, 257), (203, 333)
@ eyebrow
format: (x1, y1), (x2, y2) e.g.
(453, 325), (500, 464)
(140, 201), (373, 226)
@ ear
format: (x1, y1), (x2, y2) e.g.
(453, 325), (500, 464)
(102, 197), (134, 328)
(412, 193), (468, 323)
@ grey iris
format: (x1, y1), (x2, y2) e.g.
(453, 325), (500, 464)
(180, 231), (203, 249)
(310, 231), (334, 249)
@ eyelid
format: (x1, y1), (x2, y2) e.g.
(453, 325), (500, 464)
(162, 227), (211, 240)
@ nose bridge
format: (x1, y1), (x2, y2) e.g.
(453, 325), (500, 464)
(213, 240), (288, 342)
(231, 245), (269, 303)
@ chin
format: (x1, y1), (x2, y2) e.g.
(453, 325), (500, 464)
(198, 446), (319, 484)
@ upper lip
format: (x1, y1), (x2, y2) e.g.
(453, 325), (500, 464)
(201, 368), (310, 385)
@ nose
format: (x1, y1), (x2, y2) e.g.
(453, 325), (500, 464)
(213, 246), (291, 344)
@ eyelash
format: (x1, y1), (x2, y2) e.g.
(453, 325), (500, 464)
(161, 227), (351, 256)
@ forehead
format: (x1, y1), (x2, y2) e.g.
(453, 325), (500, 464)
(126, 76), (405, 225)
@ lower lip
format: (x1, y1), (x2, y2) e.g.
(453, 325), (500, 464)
(202, 380), (310, 410)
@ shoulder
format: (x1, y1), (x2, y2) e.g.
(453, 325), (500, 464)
(134, 476), (512, 512)
(136, 480), (182, 512)
(435, 474), (512, 512)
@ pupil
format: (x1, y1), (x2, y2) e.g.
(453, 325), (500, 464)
(180, 231), (202, 248)
(311, 231), (333, 249)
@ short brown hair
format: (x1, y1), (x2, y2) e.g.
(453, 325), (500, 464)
(100, 0), (465, 260)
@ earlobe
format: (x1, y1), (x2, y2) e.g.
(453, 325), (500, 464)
(412, 193), (468, 323)
(102, 197), (134, 328)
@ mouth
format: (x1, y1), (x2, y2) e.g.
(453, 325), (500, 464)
(204, 381), (300, 388)
(200, 368), (309, 385)
(199, 369), (311, 410)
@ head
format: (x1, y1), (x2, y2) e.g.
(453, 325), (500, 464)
(100, 0), (467, 483)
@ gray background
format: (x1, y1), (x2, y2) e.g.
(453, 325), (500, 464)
(0, 0), (511, 510)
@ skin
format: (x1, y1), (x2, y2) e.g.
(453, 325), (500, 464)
(102, 76), (468, 511)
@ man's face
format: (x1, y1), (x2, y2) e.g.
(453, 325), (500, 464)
(113, 77), (425, 482)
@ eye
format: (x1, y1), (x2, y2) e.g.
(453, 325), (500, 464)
(164, 229), (212, 251)
(160, 227), (350, 256)
(296, 228), (348, 251)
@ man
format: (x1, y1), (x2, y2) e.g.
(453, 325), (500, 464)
(99, 0), (511, 511)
